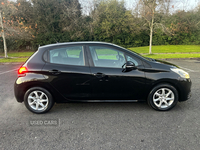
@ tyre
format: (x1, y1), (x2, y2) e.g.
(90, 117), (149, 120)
(147, 84), (178, 111)
(24, 87), (54, 114)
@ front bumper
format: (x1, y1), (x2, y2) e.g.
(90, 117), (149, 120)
(177, 78), (192, 102)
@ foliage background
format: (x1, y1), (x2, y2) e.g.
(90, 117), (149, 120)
(0, 0), (200, 52)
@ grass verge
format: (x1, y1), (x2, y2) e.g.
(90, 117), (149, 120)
(129, 45), (200, 53)
(0, 57), (28, 63)
(0, 51), (34, 57)
(145, 53), (200, 59)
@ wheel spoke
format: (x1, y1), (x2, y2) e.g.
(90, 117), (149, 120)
(155, 92), (161, 97)
(166, 98), (174, 101)
(29, 101), (35, 105)
(166, 91), (172, 97)
(40, 93), (44, 99)
(39, 102), (45, 109)
(28, 96), (36, 100)
(35, 102), (39, 110)
(161, 88), (165, 95)
(163, 100), (169, 106)
(40, 99), (48, 103)
(158, 101), (163, 107)
(154, 98), (160, 102)
(33, 91), (39, 98)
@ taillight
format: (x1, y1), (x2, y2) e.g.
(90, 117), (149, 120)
(18, 66), (28, 76)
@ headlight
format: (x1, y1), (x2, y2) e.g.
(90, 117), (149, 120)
(171, 68), (190, 79)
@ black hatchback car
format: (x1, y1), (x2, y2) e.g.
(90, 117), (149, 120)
(14, 42), (191, 113)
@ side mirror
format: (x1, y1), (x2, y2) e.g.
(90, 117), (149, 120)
(126, 61), (136, 70)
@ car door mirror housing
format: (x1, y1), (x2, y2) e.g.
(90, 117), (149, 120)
(126, 61), (136, 70)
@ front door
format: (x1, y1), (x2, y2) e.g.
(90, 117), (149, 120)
(87, 45), (146, 100)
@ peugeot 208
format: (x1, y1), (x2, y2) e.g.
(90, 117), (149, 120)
(14, 42), (192, 113)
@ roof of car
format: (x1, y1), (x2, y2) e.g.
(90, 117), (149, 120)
(39, 41), (118, 49)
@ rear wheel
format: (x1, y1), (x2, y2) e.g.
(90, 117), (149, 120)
(148, 84), (178, 111)
(24, 87), (54, 114)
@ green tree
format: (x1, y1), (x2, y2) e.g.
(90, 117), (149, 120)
(90, 0), (139, 47)
(30, 0), (86, 46)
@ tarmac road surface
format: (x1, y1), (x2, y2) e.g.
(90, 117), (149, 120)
(0, 59), (200, 150)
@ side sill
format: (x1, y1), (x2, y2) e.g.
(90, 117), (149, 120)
(55, 100), (145, 103)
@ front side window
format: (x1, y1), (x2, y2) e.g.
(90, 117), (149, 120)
(89, 46), (126, 68)
(49, 46), (84, 66)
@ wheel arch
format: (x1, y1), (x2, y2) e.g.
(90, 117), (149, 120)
(147, 80), (179, 111)
(22, 82), (60, 103)
(147, 80), (180, 101)
(23, 85), (55, 114)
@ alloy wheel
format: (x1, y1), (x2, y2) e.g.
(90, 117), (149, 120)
(27, 90), (49, 111)
(153, 88), (175, 109)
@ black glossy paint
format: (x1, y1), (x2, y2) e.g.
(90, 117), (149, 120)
(42, 63), (92, 100)
(88, 66), (146, 100)
(14, 42), (192, 103)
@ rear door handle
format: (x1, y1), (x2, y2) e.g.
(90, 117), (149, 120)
(49, 69), (61, 75)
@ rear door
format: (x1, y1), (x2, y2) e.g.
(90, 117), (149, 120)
(42, 44), (93, 100)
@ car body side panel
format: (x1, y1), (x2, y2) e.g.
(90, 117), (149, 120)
(88, 66), (146, 100)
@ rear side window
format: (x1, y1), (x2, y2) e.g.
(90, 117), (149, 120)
(49, 46), (85, 66)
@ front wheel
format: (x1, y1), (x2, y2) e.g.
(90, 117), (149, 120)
(148, 84), (178, 111)
(24, 87), (54, 114)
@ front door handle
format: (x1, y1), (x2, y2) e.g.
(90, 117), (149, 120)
(49, 69), (61, 75)
(93, 72), (106, 78)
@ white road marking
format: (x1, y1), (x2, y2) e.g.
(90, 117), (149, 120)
(0, 69), (18, 75)
(179, 66), (198, 72)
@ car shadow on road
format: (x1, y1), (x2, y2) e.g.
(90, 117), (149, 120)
(48, 101), (184, 115)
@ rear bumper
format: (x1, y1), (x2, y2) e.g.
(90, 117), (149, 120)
(14, 79), (25, 103)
